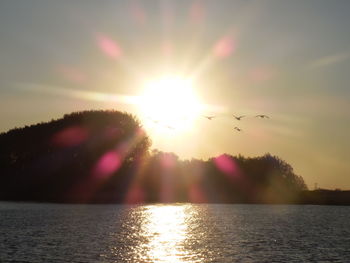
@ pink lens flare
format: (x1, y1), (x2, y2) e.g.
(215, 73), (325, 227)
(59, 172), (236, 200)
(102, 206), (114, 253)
(58, 66), (86, 84)
(160, 181), (174, 203)
(130, 1), (147, 25)
(51, 126), (88, 148)
(214, 154), (238, 176)
(213, 36), (236, 58)
(93, 151), (121, 179)
(135, 127), (146, 137)
(250, 67), (274, 82)
(189, 0), (205, 24)
(160, 153), (177, 169)
(162, 41), (174, 56)
(188, 184), (207, 203)
(97, 34), (122, 59)
(124, 184), (145, 204)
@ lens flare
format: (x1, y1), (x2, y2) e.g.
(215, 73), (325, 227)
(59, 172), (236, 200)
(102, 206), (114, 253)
(189, 0), (206, 24)
(58, 66), (86, 84)
(97, 34), (122, 59)
(213, 36), (236, 58)
(93, 151), (121, 179)
(130, 1), (147, 25)
(214, 154), (239, 177)
(51, 126), (89, 148)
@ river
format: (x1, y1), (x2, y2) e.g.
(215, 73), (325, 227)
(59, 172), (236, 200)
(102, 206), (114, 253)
(0, 202), (349, 262)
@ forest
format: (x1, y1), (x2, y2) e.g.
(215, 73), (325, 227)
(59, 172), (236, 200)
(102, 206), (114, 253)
(0, 110), (348, 204)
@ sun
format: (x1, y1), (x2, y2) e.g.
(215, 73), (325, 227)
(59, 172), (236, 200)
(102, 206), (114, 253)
(138, 75), (202, 133)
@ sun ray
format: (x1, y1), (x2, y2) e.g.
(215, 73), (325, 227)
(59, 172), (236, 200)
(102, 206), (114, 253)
(137, 75), (203, 135)
(14, 82), (140, 106)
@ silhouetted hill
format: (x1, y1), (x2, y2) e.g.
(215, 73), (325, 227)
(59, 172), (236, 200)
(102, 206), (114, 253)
(0, 110), (348, 205)
(0, 110), (150, 203)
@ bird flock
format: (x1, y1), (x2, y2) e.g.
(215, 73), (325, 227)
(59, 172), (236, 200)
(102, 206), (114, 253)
(203, 114), (270, 132)
(145, 113), (270, 132)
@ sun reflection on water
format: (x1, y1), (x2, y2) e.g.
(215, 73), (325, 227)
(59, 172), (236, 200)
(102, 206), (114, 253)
(107, 204), (208, 262)
(141, 205), (191, 263)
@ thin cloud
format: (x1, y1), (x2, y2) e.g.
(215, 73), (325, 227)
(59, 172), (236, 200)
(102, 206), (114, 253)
(307, 52), (350, 69)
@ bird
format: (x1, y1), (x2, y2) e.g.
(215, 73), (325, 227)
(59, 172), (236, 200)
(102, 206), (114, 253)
(204, 116), (215, 120)
(255, 114), (270, 119)
(146, 116), (159, 124)
(233, 115), (245, 120)
(234, 127), (242, 132)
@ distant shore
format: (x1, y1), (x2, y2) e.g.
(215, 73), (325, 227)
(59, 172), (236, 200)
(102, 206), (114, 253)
(297, 189), (350, 206)
(1, 189), (350, 206)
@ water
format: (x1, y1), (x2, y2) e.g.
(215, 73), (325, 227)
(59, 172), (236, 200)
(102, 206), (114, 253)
(0, 203), (349, 262)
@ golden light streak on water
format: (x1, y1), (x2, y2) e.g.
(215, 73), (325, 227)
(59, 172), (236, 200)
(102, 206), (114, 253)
(140, 205), (192, 263)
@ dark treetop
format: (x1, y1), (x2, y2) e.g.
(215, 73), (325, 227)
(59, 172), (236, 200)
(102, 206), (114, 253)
(0, 110), (348, 204)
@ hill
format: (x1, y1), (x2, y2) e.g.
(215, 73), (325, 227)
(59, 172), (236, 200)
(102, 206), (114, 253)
(0, 110), (150, 203)
(1, 110), (348, 204)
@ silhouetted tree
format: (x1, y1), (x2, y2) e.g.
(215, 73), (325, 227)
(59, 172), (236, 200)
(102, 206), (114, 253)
(0, 110), (150, 203)
(5, 110), (342, 205)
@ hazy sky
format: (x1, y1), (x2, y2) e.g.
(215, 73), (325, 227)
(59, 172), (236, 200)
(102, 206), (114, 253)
(1, 0), (350, 189)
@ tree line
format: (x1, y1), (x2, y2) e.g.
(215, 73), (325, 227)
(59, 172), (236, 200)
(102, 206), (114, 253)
(1, 110), (348, 204)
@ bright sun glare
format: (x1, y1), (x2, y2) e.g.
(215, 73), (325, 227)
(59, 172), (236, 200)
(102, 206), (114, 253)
(138, 75), (202, 133)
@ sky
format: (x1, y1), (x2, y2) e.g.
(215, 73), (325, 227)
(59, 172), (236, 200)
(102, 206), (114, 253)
(0, 0), (350, 189)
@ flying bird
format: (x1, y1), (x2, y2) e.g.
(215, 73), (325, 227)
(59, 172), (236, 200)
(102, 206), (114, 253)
(255, 115), (270, 119)
(146, 116), (160, 124)
(234, 127), (242, 132)
(233, 115), (245, 120)
(204, 116), (215, 120)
